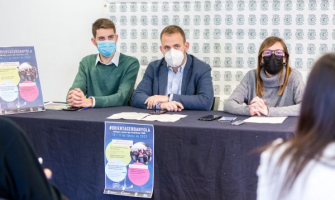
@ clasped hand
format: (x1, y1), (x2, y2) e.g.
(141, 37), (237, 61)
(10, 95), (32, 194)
(249, 96), (269, 116)
(67, 88), (93, 107)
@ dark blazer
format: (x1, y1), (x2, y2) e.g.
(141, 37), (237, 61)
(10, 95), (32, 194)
(131, 54), (214, 110)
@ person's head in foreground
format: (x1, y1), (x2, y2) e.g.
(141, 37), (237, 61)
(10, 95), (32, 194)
(257, 53), (335, 200)
(0, 117), (67, 200)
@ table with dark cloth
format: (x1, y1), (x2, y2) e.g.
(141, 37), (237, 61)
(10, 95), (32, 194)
(5, 106), (297, 200)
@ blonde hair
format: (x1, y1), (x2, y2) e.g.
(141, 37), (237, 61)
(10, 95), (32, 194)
(256, 36), (291, 97)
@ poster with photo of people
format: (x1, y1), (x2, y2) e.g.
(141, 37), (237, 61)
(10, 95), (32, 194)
(0, 46), (45, 115)
(104, 122), (154, 198)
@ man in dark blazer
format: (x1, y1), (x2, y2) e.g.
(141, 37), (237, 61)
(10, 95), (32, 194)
(131, 25), (214, 111)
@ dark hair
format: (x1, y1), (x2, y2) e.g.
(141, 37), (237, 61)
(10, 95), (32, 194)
(92, 18), (116, 38)
(272, 53), (335, 198)
(160, 25), (186, 43)
(256, 36), (291, 97)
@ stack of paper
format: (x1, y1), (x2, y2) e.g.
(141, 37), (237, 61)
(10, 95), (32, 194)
(44, 101), (68, 110)
(107, 112), (150, 120)
(142, 114), (187, 122)
(107, 112), (187, 122)
(243, 116), (287, 124)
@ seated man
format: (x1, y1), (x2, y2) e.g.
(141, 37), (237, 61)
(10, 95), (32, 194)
(0, 117), (66, 200)
(131, 25), (214, 111)
(67, 18), (140, 108)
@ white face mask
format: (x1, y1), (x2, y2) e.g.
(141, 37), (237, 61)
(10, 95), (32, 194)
(164, 48), (184, 68)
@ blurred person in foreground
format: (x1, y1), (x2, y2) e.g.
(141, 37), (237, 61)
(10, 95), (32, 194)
(0, 117), (68, 200)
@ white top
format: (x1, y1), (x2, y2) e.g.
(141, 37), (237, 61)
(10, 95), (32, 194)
(257, 138), (335, 200)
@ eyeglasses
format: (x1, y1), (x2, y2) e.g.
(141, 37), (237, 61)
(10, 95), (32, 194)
(262, 49), (285, 57)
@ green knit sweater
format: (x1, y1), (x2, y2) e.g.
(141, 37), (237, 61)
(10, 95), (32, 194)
(68, 53), (139, 107)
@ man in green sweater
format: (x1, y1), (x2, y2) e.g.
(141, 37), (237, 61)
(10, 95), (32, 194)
(67, 18), (140, 108)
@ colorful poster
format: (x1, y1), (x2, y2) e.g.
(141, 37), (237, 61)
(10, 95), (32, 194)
(0, 46), (44, 115)
(104, 122), (154, 198)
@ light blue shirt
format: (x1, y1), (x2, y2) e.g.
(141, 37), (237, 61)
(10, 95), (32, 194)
(165, 56), (187, 101)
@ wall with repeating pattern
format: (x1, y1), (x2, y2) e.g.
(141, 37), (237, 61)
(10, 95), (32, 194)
(104, 0), (335, 110)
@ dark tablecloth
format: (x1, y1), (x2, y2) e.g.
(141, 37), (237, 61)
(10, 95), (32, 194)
(6, 106), (297, 200)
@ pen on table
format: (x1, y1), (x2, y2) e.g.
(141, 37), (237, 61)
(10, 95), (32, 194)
(77, 107), (88, 111)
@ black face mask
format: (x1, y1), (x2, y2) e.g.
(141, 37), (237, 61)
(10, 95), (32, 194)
(261, 54), (284, 75)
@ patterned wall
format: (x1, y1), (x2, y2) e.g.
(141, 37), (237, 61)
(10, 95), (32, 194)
(104, 0), (335, 110)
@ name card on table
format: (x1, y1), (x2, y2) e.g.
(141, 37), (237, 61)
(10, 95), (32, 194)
(0, 46), (45, 115)
(104, 122), (154, 198)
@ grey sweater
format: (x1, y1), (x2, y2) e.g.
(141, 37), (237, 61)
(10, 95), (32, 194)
(224, 68), (304, 117)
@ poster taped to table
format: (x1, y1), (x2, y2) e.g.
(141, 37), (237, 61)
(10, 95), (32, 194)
(0, 46), (45, 115)
(104, 122), (154, 198)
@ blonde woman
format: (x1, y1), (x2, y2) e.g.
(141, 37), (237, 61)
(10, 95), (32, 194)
(224, 36), (304, 117)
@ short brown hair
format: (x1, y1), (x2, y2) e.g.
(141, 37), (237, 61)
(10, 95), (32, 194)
(256, 36), (291, 97)
(92, 18), (116, 38)
(160, 25), (186, 43)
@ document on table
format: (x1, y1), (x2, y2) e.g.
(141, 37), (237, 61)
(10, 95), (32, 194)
(141, 114), (187, 122)
(107, 112), (187, 122)
(107, 112), (150, 120)
(244, 116), (287, 124)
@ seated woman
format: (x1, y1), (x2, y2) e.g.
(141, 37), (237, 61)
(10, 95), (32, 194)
(257, 53), (335, 199)
(0, 117), (66, 200)
(224, 36), (304, 116)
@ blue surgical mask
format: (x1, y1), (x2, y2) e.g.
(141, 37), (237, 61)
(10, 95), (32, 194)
(97, 40), (116, 57)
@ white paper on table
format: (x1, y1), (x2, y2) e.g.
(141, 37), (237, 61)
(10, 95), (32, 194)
(107, 112), (150, 120)
(141, 114), (187, 122)
(243, 116), (287, 124)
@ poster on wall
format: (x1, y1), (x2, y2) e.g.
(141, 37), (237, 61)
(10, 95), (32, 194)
(0, 46), (45, 115)
(104, 122), (154, 198)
